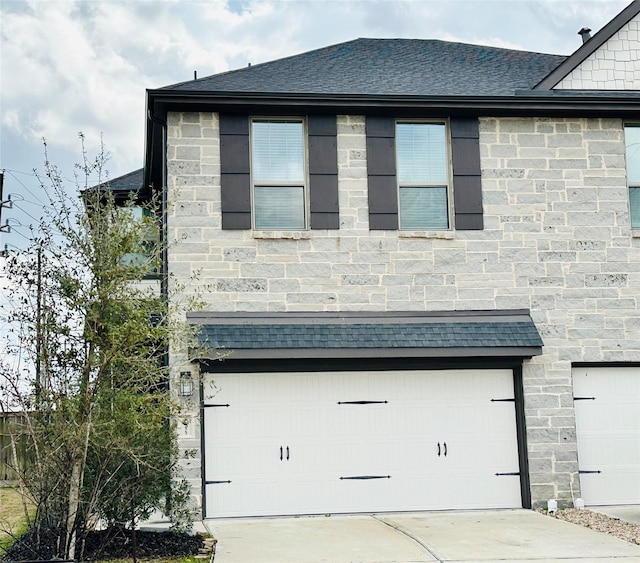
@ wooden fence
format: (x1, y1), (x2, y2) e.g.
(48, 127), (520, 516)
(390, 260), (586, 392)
(0, 412), (29, 481)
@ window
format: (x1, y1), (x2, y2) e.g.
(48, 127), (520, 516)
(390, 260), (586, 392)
(366, 116), (482, 231)
(120, 206), (160, 276)
(220, 114), (338, 230)
(251, 119), (306, 230)
(396, 122), (450, 229)
(625, 124), (640, 228)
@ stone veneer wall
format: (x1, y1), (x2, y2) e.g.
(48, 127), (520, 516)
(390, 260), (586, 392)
(166, 111), (640, 511)
(555, 14), (640, 90)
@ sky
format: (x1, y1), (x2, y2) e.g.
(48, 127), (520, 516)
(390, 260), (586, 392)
(0, 0), (632, 252)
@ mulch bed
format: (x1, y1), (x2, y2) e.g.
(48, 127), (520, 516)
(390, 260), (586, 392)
(2, 527), (204, 561)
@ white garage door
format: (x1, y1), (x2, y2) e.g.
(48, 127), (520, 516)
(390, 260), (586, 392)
(203, 369), (522, 518)
(573, 367), (640, 506)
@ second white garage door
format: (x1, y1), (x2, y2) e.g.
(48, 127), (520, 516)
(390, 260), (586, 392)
(203, 369), (522, 518)
(573, 366), (640, 506)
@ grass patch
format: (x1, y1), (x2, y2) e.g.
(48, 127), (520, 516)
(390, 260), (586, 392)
(0, 485), (33, 552)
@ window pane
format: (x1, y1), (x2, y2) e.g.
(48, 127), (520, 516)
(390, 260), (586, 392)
(625, 125), (640, 185)
(119, 206), (159, 275)
(630, 187), (640, 228)
(396, 123), (447, 184)
(254, 186), (305, 229)
(399, 187), (448, 230)
(252, 121), (304, 182)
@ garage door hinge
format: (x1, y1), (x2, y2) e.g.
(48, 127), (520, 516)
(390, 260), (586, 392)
(204, 403), (231, 408)
(573, 397), (596, 401)
(337, 400), (388, 405)
(495, 472), (520, 476)
(579, 470), (601, 474)
(206, 480), (232, 484)
(491, 398), (515, 402)
(340, 475), (391, 480)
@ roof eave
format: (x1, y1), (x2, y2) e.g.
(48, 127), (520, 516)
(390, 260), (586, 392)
(147, 88), (640, 116)
(190, 346), (542, 361)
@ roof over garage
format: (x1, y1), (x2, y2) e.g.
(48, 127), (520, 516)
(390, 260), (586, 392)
(188, 310), (543, 361)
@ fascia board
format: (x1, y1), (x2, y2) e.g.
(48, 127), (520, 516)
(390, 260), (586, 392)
(147, 89), (640, 116)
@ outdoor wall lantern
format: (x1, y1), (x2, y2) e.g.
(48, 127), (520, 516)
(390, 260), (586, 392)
(179, 371), (193, 397)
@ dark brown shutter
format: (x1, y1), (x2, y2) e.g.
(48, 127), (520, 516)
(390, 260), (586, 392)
(308, 115), (339, 229)
(366, 116), (398, 230)
(450, 117), (483, 230)
(220, 114), (251, 229)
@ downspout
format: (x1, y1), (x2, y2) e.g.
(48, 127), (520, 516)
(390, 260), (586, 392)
(148, 108), (174, 515)
(147, 110), (168, 308)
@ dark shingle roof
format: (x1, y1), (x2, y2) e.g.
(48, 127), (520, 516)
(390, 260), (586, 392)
(164, 39), (565, 97)
(189, 310), (543, 360)
(106, 169), (143, 194)
(197, 322), (542, 349)
(166, 39), (566, 96)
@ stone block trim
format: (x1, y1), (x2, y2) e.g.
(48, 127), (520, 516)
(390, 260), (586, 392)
(167, 111), (640, 511)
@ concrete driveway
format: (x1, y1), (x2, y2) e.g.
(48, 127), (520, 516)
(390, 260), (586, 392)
(206, 509), (640, 563)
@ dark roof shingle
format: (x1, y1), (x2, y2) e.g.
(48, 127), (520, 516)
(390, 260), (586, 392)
(189, 310), (543, 360)
(197, 322), (543, 349)
(106, 168), (143, 194)
(164, 38), (566, 97)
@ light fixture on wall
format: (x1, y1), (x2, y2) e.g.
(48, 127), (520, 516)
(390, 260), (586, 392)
(179, 371), (193, 397)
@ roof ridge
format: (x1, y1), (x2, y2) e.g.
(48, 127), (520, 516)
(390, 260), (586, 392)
(354, 36), (565, 57)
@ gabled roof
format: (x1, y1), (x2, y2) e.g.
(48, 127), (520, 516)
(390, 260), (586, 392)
(164, 38), (565, 97)
(534, 0), (640, 90)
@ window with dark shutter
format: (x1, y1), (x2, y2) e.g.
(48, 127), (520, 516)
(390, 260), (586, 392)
(220, 113), (339, 230)
(366, 115), (483, 231)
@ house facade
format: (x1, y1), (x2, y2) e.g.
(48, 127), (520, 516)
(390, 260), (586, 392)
(135, 1), (640, 518)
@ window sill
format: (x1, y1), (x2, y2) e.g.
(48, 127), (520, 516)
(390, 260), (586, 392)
(632, 229), (640, 238)
(398, 230), (455, 240)
(253, 230), (311, 240)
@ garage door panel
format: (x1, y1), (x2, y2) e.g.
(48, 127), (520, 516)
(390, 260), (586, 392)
(204, 369), (521, 517)
(573, 367), (640, 506)
(445, 474), (521, 510)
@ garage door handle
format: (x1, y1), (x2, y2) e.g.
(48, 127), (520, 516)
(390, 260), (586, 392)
(286, 446), (290, 460)
(437, 442), (441, 456)
(444, 442), (447, 457)
(280, 446), (283, 461)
